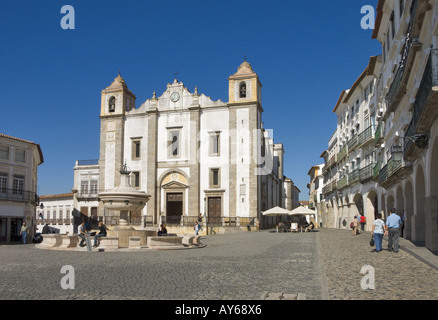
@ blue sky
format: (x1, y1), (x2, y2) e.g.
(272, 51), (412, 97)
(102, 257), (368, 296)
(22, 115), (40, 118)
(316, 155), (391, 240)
(0, 0), (380, 199)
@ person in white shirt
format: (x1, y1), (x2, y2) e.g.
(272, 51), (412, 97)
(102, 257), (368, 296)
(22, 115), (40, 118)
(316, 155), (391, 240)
(372, 213), (385, 252)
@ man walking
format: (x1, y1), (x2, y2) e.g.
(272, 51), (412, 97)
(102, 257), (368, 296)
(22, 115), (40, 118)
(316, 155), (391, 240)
(385, 208), (402, 253)
(78, 221), (86, 247)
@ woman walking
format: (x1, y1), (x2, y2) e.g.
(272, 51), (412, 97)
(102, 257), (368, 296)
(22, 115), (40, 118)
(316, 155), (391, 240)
(371, 213), (385, 252)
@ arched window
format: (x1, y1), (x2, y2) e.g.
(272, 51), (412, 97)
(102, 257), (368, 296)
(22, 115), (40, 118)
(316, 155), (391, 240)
(109, 96), (116, 112)
(239, 82), (246, 98)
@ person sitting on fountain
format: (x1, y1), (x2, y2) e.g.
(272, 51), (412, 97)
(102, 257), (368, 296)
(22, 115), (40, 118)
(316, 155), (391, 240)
(93, 221), (107, 247)
(157, 224), (167, 236)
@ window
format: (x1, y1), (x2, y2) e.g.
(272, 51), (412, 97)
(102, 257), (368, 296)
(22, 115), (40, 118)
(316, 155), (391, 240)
(109, 96), (116, 112)
(90, 180), (98, 195)
(210, 132), (220, 156)
(132, 139), (141, 160)
(0, 173), (7, 193)
(364, 87), (369, 102)
(0, 146), (9, 160)
(15, 149), (25, 163)
(13, 175), (24, 195)
(59, 209), (63, 220)
(81, 181), (89, 196)
(239, 82), (246, 98)
(168, 130), (180, 157)
(132, 172), (140, 188)
(369, 82), (374, 95)
(210, 168), (220, 188)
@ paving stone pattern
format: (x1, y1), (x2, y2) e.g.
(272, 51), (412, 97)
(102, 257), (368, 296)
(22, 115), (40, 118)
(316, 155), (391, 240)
(0, 229), (437, 300)
(319, 229), (438, 300)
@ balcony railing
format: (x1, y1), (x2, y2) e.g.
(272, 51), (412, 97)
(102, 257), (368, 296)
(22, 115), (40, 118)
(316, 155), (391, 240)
(348, 169), (360, 185)
(386, 0), (420, 112)
(378, 157), (412, 189)
(337, 175), (348, 190)
(358, 126), (373, 147)
(374, 123), (383, 146)
(404, 53), (438, 161)
(0, 188), (39, 204)
(337, 145), (348, 162)
(347, 135), (358, 152)
(372, 163), (380, 181)
(359, 163), (374, 182)
(77, 159), (99, 166)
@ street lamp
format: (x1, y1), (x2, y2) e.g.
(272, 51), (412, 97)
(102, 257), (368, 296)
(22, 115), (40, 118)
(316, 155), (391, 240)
(391, 134), (429, 161)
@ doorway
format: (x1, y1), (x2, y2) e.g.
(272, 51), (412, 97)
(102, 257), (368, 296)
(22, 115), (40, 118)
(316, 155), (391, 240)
(166, 193), (183, 224)
(0, 218), (6, 242)
(10, 218), (23, 242)
(208, 197), (222, 225)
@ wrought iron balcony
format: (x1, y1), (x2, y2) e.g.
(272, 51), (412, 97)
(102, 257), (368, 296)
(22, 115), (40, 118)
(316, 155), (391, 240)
(337, 145), (348, 162)
(337, 175), (348, 190)
(359, 163), (374, 182)
(0, 188), (39, 205)
(347, 135), (358, 152)
(378, 157), (412, 189)
(372, 163), (380, 181)
(374, 123), (383, 146)
(386, 0), (420, 112)
(404, 52), (438, 162)
(358, 126), (374, 147)
(348, 169), (360, 185)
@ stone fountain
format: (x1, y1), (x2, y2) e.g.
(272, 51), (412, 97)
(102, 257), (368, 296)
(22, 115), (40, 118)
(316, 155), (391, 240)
(98, 164), (153, 246)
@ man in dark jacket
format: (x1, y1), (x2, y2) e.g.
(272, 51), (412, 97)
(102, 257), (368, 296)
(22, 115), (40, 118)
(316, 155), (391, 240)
(93, 221), (107, 247)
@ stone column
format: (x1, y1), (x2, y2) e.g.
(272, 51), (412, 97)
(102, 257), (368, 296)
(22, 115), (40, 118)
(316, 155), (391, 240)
(146, 109), (158, 224)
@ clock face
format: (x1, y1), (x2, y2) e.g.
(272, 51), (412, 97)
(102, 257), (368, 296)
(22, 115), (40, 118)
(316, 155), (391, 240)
(170, 92), (180, 102)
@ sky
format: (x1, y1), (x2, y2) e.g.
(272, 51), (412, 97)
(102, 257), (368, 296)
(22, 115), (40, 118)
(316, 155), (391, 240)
(0, 0), (380, 199)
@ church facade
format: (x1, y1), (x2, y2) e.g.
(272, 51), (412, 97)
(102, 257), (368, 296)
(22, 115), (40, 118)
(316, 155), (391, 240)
(94, 60), (295, 229)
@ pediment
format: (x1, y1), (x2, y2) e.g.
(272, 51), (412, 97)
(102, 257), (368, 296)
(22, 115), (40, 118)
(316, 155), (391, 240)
(162, 181), (188, 189)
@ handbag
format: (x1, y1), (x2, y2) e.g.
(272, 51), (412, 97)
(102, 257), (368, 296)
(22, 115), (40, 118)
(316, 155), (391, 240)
(369, 235), (375, 247)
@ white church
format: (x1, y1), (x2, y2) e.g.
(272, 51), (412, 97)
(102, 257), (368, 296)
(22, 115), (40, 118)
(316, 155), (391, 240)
(38, 60), (300, 232)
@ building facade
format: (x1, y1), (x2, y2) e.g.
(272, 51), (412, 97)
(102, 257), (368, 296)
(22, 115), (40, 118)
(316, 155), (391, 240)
(319, 0), (438, 253)
(48, 60), (295, 232)
(0, 133), (43, 243)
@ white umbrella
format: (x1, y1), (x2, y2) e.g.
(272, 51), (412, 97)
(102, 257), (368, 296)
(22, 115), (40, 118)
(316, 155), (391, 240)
(262, 206), (290, 216)
(288, 206), (317, 216)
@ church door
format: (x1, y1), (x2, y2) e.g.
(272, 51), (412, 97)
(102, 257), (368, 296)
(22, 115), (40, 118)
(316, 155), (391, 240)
(208, 197), (222, 225)
(166, 193), (183, 224)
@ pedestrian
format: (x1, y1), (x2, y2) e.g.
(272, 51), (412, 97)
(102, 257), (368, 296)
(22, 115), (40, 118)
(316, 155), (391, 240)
(78, 221), (86, 247)
(385, 208), (402, 253)
(360, 214), (366, 232)
(194, 222), (203, 236)
(198, 213), (203, 224)
(20, 222), (29, 245)
(93, 221), (107, 247)
(371, 213), (385, 252)
(352, 216), (359, 235)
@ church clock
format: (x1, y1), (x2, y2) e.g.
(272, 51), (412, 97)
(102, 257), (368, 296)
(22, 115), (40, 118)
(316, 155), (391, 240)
(170, 92), (180, 102)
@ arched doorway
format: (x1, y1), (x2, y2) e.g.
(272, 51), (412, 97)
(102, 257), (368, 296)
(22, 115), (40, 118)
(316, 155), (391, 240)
(366, 190), (379, 225)
(160, 171), (189, 225)
(428, 137), (438, 251)
(404, 180), (414, 241)
(414, 165), (426, 245)
(387, 194), (395, 215)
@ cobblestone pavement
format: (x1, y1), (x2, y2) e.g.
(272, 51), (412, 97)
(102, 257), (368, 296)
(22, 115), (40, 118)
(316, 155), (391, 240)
(320, 228), (438, 300)
(0, 230), (325, 300)
(0, 228), (437, 300)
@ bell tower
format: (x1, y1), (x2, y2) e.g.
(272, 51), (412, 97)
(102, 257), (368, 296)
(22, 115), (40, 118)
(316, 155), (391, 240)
(99, 73), (136, 195)
(228, 59), (262, 105)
